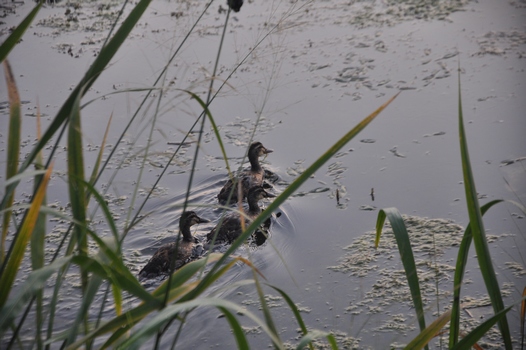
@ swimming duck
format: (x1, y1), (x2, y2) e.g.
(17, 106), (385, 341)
(208, 186), (275, 244)
(217, 142), (273, 204)
(139, 211), (209, 279)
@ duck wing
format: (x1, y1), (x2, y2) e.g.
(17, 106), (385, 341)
(139, 241), (192, 278)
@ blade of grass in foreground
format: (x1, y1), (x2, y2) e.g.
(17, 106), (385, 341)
(375, 207), (427, 349)
(0, 256), (72, 333)
(270, 285), (314, 350)
(67, 88), (90, 341)
(67, 255), (222, 349)
(115, 298), (283, 350)
(16, 0), (153, 175)
(1, 60), (21, 264)
(188, 92), (401, 301)
(0, 1), (43, 63)
(253, 265), (281, 348)
(31, 103), (47, 350)
(0, 164), (53, 309)
(449, 199), (502, 347)
(403, 310), (451, 350)
(451, 303), (516, 350)
(457, 68), (512, 349)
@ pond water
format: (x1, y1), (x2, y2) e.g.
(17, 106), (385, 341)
(0, 0), (525, 348)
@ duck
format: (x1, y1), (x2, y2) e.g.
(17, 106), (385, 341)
(139, 211), (209, 279)
(217, 142), (273, 204)
(208, 185), (275, 244)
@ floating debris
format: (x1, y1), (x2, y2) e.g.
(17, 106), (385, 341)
(360, 139), (376, 143)
(389, 146), (406, 158)
(475, 30), (526, 56)
(359, 205), (376, 211)
(500, 156), (526, 166)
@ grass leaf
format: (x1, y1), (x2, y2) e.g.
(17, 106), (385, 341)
(31, 102), (47, 349)
(375, 208), (427, 341)
(115, 298), (283, 350)
(217, 306), (250, 349)
(457, 67), (512, 349)
(0, 164), (53, 309)
(403, 310), (451, 350)
(1, 59), (21, 264)
(0, 1), (43, 63)
(449, 199), (502, 347)
(182, 89), (232, 176)
(17, 0), (153, 175)
(451, 304), (515, 350)
(270, 285), (313, 350)
(191, 93), (400, 300)
(0, 256), (72, 333)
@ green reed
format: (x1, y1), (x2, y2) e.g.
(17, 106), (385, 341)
(1, 1), (524, 349)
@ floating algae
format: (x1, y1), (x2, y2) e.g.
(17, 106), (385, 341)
(328, 215), (520, 348)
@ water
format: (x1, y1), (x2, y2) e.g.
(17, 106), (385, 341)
(0, 0), (525, 348)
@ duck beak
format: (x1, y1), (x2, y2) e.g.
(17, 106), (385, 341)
(198, 217), (210, 224)
(264, 148), (273, 154)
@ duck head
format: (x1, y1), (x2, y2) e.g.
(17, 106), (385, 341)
(249, 142), (273, 158)
(180, 211), (209, 228)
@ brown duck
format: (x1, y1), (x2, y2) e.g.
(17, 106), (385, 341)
(208, 186), (275, 244)
(139, 211), (209, 279)
(217, 142), (273, 204)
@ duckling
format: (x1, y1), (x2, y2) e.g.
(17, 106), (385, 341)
(139, 211), (209, 279)
(208, 186), (275, 244)
(218, 142), (273, 204)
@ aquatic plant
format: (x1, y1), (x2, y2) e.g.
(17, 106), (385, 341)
(0, 0), (393, 348)
(374, 68), (526, 350)
(0, 1), (524, 350)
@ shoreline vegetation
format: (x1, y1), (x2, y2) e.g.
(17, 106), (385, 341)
(1, 1), (524, 349)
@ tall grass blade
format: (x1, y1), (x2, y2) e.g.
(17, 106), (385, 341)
(217, 307), (250, 349)
(403, 310), (451, 350)
(253, 268), (282, 348)
(115, 298), (283, 350)
(190, 93), (400, 299)
(270, 285), (314, 350)
(67, 87), (88, 294)
(451, 303), (515, 350)
(1, 60), (21, 264)
(68, 256), (222, 348)
(449, 199), (502, 347)
(88, 114), (112, 194)
(0, 1), (43, 63)
(457, 68), (512, 348)
(31, 103), (47, 350)
(65, 274), (104, 347)
(17, 0), (152, 175)
(76, 228), (156, 304)
(375, 208), (427, 343)
(152, 253), (223, 299)
(0, 256), (72, 334)
(181, 90), (232, 176)
(0, 164), (53, 309)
